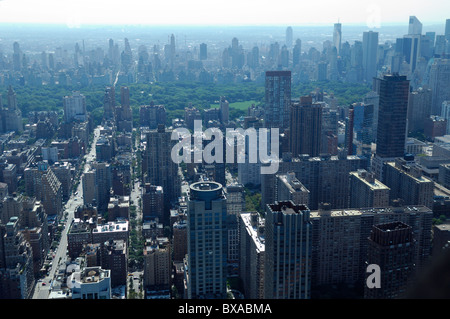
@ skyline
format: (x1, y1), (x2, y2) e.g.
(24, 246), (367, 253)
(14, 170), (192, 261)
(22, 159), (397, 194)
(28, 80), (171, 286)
(0, 0), (449, 28)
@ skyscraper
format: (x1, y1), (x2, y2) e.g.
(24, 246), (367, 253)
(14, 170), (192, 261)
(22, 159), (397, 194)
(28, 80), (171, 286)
(103, 86), (116, 122)
(83, 162), (112, 212)
(286, 26), (293, 48)
(289, 96), (322, 157)
(445, 19), (450, 41)
(143, 124), (180, 214)
(199, 43), (207, 60)
(375, 74), (409, 158)
(116, 86), (133, 132)
(362, 31), (379, 83)
(261, 155), (368, 211)
(225, 184), (245, 277)
(219, 96), (229, 124)
(364, 222), (415, 299)
(333, 22), (342, 55)
(12, 42), (21, 72)
(185, 181), (228, 299)
(402, 34), (421, 73)
(239, 212), (265, 299)
(264, 200), (312, 299)
(264, 70), (291, 130)
(408, 16), (423, 36)
(408, 87), (432, 133)
(429, 58), (450, 115)
(292, 39), (302, 67)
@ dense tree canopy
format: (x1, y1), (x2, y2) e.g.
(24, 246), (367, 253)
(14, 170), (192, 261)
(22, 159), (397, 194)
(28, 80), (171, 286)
(0, 80), (370, 126)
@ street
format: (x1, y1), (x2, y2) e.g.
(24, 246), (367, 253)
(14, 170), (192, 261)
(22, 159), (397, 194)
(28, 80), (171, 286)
(32, 127), (101, 299)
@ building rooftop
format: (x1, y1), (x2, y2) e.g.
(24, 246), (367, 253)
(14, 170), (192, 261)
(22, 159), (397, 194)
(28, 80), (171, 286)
(268, 200), (309, 215)
(93, 220), (128, 233)
(434, 222), (450, 232)
(241, 212), (265, 252)
(350, 170), (390, 190)
(310, 205), (431, 218)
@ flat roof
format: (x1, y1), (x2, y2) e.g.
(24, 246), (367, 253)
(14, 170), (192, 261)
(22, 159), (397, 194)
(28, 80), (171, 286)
(349, 171), (390, 190)
(241, 213), (265, 252)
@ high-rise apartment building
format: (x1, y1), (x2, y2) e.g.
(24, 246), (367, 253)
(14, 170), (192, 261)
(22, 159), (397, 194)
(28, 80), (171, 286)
(100, 239), (127, 288)
(239, 212), (265, 299)
(349, 169), (390, 209)
(185, 181), (227, 299)
(142, 125), (180, 213)
(289, 96), (322, 157)
(261, 155), (368, 210)
(24, 161), (63, 217)
(264, 70), (291, 130)
(143, 237), (171, 293)
(364, 222), (415, 299)
(225, 184), (245, 277)
(264, 201), (312, 299)
(309, 205), (432, 289)
(172, 220), (187, 263)
(0, 216), (34, 299)
(275, 172), (310, 206)
(142, 184), (164, 222)
(82, 162), (112, 212)
(140, 103), (166, 129)
(0, 86), (23, 133)
(116, 86), (133, 132)
(63, 91), (87, 123)
(383, 157), (434, 209)
(103, 86), (116, 122)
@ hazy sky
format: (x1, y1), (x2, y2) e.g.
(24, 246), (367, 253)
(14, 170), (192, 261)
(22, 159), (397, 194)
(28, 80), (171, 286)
(0, 0), (448, 27)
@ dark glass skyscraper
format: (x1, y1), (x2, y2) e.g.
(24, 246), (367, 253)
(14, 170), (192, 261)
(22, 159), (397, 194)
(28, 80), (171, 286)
(264, 70), (291, 130)
(375, 74), (410, 158)
(289, 96), (322, 157)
